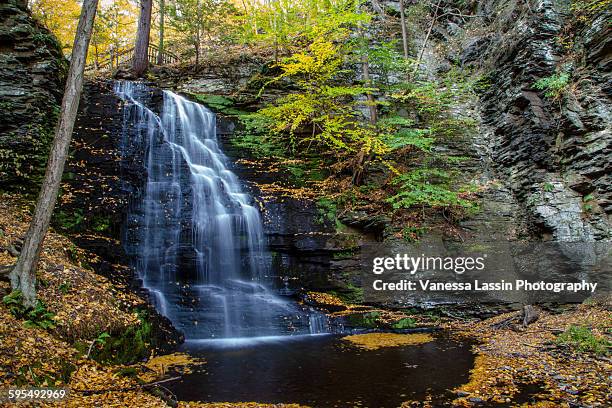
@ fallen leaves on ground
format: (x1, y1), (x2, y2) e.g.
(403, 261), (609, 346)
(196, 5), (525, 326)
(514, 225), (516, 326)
(342, 333), (433, 350)
(178, 403), (310, 408)
(447, 303), (611, 407)
(0, 193), (143, 342)
(303, 291), (346, 309)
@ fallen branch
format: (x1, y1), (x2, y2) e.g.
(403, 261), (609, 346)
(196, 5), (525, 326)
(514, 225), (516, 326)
(412, 0), (442, 77)
(440, 309), (470, 320)
(491, 314), (519, 329)
(7, 244), (20, 257)
(85, 339), (97, 359)
(77, 376), (182, 395)
(521, 342), (543, 349)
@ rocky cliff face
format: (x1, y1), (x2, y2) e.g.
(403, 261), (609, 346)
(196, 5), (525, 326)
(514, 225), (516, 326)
(437, 0), (611, 241)
(0, 0), (66, 189)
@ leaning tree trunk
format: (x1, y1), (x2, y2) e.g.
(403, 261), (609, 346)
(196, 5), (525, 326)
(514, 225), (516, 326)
(9, 0), (99, 307)
(156, 0), (165, 65)
(399, 0), (409, 60)
(133, 0), (153, 76)
(412, 0), (441, 77)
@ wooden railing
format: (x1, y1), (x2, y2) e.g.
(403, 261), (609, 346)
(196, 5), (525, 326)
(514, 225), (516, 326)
(85, 44), (179, 74)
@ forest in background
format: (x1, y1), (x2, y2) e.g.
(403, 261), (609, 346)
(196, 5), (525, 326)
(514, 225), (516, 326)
(25, 0), (493, 242)
(0, 0), (609, 406)
(26, 0), (611, 244)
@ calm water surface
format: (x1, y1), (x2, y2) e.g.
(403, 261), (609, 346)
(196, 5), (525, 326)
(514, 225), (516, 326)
(168, 333), (474, 408)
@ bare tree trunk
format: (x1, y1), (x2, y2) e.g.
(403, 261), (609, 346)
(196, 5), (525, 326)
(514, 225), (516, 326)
(412, 0), (441, 77)
(9, 0), (99, 308)
(133, 0), (153, 76)
(399, 0), (409, 60)
(156, 0), (165, 65)
(362, 53), (377, 124)
(194, 31), (200, 69)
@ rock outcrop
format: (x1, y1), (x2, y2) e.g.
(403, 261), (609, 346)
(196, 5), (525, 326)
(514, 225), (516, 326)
(442, 0), (611, 241)
(0, 0), (66, 189)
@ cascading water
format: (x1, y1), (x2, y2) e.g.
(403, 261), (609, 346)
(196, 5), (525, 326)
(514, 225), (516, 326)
(115, 81), (327, 341)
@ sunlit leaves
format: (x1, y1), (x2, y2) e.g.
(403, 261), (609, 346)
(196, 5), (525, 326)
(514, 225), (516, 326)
(238, 0), (369, 54)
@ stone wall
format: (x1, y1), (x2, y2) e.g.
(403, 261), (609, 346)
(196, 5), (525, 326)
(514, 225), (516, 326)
(0, 0), (66, 189)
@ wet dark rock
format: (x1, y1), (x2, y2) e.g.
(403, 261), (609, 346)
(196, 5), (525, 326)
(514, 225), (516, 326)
(58, 80), (183, 349)
(0, 0), (67, 189)
(460, 37), (491, 65)
(339, 211), (391, 237)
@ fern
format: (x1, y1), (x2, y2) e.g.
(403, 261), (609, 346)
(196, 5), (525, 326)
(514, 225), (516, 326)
(381, 129), (434, 151)
(534, 73), (570, 99)
(386, 169), (473, 209)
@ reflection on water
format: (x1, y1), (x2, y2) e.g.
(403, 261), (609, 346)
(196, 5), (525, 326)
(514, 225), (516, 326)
(169, 334), (474, 408)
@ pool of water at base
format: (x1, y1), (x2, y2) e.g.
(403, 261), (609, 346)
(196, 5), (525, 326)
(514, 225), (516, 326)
(166, 333), (474, 408)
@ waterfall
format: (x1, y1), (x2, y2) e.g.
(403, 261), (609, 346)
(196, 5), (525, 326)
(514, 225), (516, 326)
(115, 81), (327, 340)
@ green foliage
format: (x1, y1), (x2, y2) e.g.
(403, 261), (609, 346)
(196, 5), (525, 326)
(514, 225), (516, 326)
(2, 290), (25, 317)
(237, 1), (478, 221)
(23, 302), (57, 330)
(346, 311), (381, 328)
(352, 39), (411, 89)
(387, 168), (474, 210)
(77, 310), (153, 365)
(328, 282), (364, 304)
(247, 3), (387, 160)
(53, 209), (84, 231)
(315, 197), (337, 225)
(390, 71), (476, 140)
(14, 360), (75, 387)
(391, 317), (417, 329)
(91, 216), (111, 233)
(361, 311), (381, 327)
(381, 127), (434, 151)
(534, 73), (570, 99)
(166, 0), (236, 63)
(3, 291), (56, 330)
(32, 32), (61, 49)
(230, 130), (288, 158)
(543, 182), (555, 192)
(401, 225), (427, 242)
(284, 159), (327, 186)
(115, 366), (139, 377)
(189, 93), (245, 115)
(556, 325), (610, 355)
(253, 39), (385, 156)
(94, 331), (111, 345)
(59, 282), (71, 294)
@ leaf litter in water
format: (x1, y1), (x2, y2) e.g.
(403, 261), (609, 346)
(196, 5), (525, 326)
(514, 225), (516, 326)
(342, 333), (433, 350)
